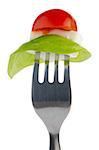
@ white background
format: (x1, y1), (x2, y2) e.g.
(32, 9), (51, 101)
(0, 0), (98, 150)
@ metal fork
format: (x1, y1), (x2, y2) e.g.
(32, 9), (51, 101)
(32, 52), (71, 150)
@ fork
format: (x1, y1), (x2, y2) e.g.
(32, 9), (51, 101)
(32, 52), (71, 150)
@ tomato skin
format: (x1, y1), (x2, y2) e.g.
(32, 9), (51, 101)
(32, 9), (77, 32)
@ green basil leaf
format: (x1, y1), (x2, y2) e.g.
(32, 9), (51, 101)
(8, 52), (35, 78)
(8, 35), (91, 78)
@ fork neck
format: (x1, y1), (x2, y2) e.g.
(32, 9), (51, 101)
(49, 133), (61, 150)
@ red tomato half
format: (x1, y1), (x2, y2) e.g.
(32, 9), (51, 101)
(32, 9), (77, 32)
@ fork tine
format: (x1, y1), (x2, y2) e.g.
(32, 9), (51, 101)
(44, 64), (49, 82)
(33, 52), (40, 82)
(54, 54), (59, 82)
(64, 55), (70, 82)
(54, 64), (58, 82)
(64, 66), (70, 82)
(44, 53), (50, 82)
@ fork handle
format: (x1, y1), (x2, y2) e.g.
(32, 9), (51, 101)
(49, 133), (61, 150)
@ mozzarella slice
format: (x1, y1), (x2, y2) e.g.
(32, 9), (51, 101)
(30, 29), (82, 60)
(49, 29), (82, 44)
(31, 29), (82, 44)
(30, 31), (43, 40)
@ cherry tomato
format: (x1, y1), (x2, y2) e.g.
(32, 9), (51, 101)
(32, 9), (77, 32)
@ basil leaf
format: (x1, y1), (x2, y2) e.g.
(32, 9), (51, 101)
(8, 52), (35, 78)
(8, 35), (91, 78)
